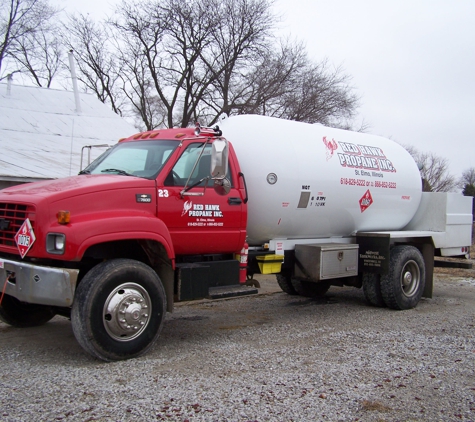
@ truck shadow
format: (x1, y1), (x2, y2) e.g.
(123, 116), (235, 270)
(0, 316), (87, 364)
(151, 288), (371, 351)
(0, 287), (403, 364)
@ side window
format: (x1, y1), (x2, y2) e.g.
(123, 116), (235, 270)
(164, 143), (209, 186)
(164, 143), (232, 187)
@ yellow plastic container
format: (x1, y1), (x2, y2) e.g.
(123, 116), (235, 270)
(256, 254), (284, 274)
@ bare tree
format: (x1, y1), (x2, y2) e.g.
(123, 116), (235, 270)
(459, 167), (475, 187)
(249, 57), (359, 126)
(65, 0), (359, 130)
(459, 167), (475, 197)
(64, 14), (125, 115)
(107, 0), (275, 129)
(8, 22), (62, 87)
(199, 0), (276, 124)
(210, 40), (307, 120)
(404, 145), (456, 192)
(0, 0), (58, 79)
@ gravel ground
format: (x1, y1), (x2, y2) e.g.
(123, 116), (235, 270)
(1, 267), (475, 422)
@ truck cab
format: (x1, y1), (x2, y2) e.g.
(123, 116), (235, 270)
(0, 124), (248, 361)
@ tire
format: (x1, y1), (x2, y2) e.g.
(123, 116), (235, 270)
(381, 246), (425, 310)
(71, 259), (166, 361)
(276, 272), (298, 295)
(362, 273), (386, 307)
(0, 294), (56, 327)
(290, 278), (331, 298)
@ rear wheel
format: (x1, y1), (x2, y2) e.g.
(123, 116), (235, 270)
(362, 273), (386, 307)
(0, 294), (56, 327)
(71, 259), (166, 361)
(291, 278), (331, 298)
(276, 272), (298, 295)
(381, 246), (425, 310)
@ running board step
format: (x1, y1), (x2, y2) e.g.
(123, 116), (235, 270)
(208, 285), (258, 300)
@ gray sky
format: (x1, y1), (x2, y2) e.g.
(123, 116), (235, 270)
(54, 0), (475, 180)
(274, 0), (475, 181)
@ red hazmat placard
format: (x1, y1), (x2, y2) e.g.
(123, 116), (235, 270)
(15, 219), (36, 259)
(359, 190), (373, 213)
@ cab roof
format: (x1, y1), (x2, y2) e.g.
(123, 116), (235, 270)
(121, 124), (223, 142)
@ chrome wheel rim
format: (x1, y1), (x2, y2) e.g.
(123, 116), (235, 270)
(103, 283), (152, 342)
(401, 260), (420, 298)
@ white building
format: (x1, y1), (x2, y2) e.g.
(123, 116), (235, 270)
(0, 83), (137, 189)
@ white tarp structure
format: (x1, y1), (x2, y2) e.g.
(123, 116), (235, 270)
(0, 83), (137, 188)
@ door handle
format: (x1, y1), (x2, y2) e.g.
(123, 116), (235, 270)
(238, 172), (249, 204)
(228, 197), (242, 205)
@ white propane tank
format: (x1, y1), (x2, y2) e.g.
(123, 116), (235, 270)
(219, 115), (423, 246)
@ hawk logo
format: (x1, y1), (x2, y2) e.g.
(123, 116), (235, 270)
(181, 200), (193, 217)
(323, 136), (338, 160)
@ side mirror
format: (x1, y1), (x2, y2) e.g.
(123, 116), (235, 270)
(213, 178), (231, 196)
(211, 139), (228, 180)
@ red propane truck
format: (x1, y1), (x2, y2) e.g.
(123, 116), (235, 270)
(0, 115), (472, 360)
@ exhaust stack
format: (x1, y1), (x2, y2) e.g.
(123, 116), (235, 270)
(6, 73), (13, 96)
(68, 50), (82, 113)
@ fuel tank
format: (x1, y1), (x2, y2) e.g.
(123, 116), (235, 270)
(219, 115), (422, 246)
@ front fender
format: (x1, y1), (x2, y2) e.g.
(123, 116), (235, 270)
(72, 215), (175, 262)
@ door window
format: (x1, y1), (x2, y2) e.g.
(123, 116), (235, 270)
(165, 143), (232, 187)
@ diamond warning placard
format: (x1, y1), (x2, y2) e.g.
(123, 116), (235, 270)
(15, 219), (36, 259)
(359, 190), (373, 213)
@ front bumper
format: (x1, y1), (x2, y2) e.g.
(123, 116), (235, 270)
(0, 258), (79, 307)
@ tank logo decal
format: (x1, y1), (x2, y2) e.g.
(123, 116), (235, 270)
(323, 137), (338, 160)
(14, 218), (36, 259)
(182, 200), (225, 226)
(359, 190), (373, 213)
(324, 137), (396, 173)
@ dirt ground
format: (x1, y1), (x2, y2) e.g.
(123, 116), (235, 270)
(0, 233), (474, 421)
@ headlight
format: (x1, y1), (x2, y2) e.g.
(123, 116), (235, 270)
(46, 233), (66, 255)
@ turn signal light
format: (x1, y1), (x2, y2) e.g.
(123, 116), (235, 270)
(57, 210), (70, 224)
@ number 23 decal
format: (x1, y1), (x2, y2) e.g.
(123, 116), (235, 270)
(158, 189), (169, 198)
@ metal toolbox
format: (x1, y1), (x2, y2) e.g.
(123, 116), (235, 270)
(295, 243), (359, 281)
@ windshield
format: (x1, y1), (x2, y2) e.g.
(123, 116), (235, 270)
(81, 140), (180, 179)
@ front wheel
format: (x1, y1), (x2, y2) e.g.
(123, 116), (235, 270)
(381, 246), (425, 310)
(71, 259), (166, 361)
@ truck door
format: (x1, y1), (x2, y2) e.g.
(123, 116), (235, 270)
(157, 142), (245, 255)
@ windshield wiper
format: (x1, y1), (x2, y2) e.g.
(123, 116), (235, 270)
(101, 168), (133, 176)
(78, 169), (90, 175)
